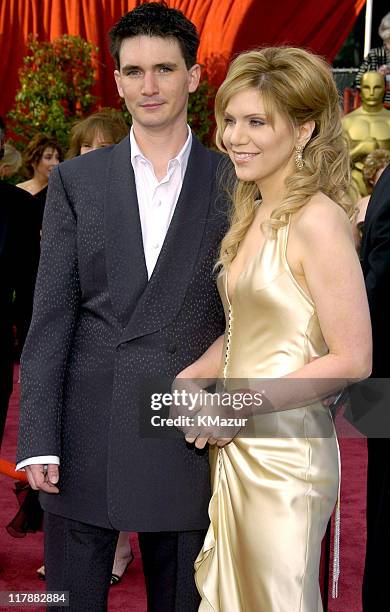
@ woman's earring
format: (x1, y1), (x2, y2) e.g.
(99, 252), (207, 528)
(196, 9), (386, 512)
(295, 144), (304, 170)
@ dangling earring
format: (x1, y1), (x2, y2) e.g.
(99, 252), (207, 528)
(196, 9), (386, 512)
(295, 144), (304, 170)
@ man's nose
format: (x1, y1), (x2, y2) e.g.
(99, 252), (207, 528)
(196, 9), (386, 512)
(141, 72), (159, 96)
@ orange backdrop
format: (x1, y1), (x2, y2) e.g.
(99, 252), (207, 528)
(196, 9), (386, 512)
(0, 0), (365, 118)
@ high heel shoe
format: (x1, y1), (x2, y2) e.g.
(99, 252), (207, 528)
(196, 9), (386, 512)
(110, 551), (134, 586)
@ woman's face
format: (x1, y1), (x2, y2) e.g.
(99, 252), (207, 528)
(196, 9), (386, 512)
(222, 88), (297, 188)
(80, 131), (113, 155)
(34, 147), (60, 181)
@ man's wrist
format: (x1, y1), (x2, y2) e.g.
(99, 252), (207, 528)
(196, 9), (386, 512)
(16, 456), (60, 471)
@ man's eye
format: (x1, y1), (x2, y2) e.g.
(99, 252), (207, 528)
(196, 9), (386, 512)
(159, 66), (172, 73)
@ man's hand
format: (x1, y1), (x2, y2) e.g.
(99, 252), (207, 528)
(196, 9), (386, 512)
(25, 464), (60, 494)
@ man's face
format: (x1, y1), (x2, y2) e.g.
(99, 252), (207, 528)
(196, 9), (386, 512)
(360, 72), (385, 107)
(114, 36), (200, 132)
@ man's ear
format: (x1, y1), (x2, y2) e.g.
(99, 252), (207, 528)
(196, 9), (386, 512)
(297, 120), (315, 148)
(114, 70), (124, 99)
(188, 64), (201, 94)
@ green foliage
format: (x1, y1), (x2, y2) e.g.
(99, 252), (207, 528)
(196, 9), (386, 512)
(188, 75), (216, 147)
(8, 34), (98, 150)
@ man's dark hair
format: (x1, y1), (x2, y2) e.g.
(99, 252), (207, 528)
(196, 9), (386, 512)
(109, 1), (199, 70)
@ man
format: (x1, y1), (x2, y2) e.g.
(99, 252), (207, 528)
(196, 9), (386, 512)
(359, 164), (390, 610)
(16, 3), (227, 611)
(0, 117), (37, 447)
(342, 71), (390, 195)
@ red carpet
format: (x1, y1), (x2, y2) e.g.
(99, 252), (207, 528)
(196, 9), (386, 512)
(0, 368), (366, 611)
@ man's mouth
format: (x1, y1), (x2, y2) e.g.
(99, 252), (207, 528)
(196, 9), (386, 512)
(139, 101), (165, 109)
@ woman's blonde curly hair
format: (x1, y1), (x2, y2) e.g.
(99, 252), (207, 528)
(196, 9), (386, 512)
(215, 46), (355, 269)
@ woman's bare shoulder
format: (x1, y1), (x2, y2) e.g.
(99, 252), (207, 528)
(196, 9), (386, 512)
(294, 193), (351, 241)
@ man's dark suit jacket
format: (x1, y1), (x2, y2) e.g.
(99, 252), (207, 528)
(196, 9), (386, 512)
(16, 135), (229, 531)
(347, 165), (390, 436)
(357, 163), (390, 612)
(360, 164), (390, 379)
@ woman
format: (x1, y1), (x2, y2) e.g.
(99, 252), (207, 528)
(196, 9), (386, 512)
(9, 135), (61, 354)
(17, 134), (61, 233)
(178, 47), (372, 611)
(66, 108), (128, 159)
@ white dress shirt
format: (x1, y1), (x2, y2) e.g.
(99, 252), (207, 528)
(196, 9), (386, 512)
(16, 126), (193, 471)
(131, 125), (192, 278)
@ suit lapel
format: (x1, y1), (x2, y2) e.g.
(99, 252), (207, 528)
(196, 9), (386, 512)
(104, 136), (148, 326)
(118, 136), (214, 344)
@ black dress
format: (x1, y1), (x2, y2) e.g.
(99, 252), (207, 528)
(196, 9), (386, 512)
(1, 181), (44, 530)
(0, 181), (38, 444)
(13, 185), (47, 355)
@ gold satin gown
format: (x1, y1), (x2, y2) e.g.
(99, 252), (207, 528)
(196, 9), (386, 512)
(195, 219), (340, 612)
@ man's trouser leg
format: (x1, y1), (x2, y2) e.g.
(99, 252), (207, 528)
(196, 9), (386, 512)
(44, 511), (118, 612)
(362, 438), (390, 611)
(138, 530), (206, 612)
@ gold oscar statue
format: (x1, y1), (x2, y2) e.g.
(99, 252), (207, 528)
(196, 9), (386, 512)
(342, 72), (390, 195)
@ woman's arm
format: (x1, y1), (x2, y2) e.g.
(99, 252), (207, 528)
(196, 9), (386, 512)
(176, 334), (224, 383)
(264, 199), (372, 412)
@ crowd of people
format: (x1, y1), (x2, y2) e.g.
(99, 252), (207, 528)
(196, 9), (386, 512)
(1, 2), (390, 612)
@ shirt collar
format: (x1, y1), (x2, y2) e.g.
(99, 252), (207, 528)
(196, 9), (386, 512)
(130, 125), (192, 180)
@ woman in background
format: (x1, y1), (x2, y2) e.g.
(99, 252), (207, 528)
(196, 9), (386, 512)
(17, 134), (62, 228)
(67, 108), (128, 159)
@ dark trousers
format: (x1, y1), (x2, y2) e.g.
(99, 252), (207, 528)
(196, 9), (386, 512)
(44, 512), (205, 612)
(362, 438), (390, 611)
(0, 347), (13, 449)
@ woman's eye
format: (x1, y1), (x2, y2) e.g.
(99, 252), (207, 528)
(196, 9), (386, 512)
(224, 117), (234, 125)
(250, 119), (265, 127)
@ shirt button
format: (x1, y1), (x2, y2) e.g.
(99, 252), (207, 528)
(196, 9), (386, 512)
(152, 242), (159, 249)
(156, 200), (162, 207)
